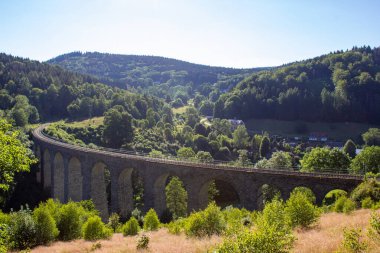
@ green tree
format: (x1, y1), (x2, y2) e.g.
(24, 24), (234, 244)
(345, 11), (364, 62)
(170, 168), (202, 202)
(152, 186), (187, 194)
(143, 209), (160, 231)
(33, 206), (59, 245)
(350, 146), (380, 174)
(102, 108), (134, 148)
(122, 217), (140, 236)
(285, 191), (320, 228)
(0, 119), (36, 203)
(343, 139), (357, 158)
(267, 151), (292, 170)
(232, 125), (249, 149)
(165, 177), (188, 219)
(259, 136), (270, 158)
(196, 151), (213, 162)
(362, 128), (380, 146)
(177, 147), (196, 159)
(300, 147), (350, 173)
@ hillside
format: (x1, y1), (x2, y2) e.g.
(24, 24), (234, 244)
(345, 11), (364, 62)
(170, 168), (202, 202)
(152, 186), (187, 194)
(0, 53), (164, 125)
(216, 46), (380, 124)
(48, 52), (266, 100)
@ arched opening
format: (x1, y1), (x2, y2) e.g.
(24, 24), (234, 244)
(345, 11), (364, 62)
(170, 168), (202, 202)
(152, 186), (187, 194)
(68, 157), (82, 202)
(199, 179), (240, 209)
(53, 152), (65, 202)
(153, 174), (187, 220)
(257, 184), (281, 210)
(43, 149), (51, 189)
(118, 168), (133, 219)
(91, 162), (111, 221)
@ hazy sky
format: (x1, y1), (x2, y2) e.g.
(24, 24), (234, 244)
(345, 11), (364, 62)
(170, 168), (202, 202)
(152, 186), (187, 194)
(1, 0), (379, 68)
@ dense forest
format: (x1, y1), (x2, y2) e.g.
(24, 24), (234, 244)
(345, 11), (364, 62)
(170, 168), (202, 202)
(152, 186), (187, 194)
(48, 52), (266, 102)
(0, 53), (164, 126)
(216, 46), (380, 124)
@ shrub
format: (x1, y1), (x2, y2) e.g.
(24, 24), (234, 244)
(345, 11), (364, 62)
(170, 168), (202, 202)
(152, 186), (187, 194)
(343, 198), (356, 214)
(108, 213), (120, 232)
(167, 219), (185, 235)
(291, 187), (316, 204)
(8, 209), (37, 250)
(0, 224), (9, 253)
(340, 228), (367, 253)
(323, 189), (348, 206)
(82, 216), (112, 241)
(143, 209), (160, 231)
(368, 212), (380, 243)
(217, 198), (294, 253)
(122, 217), (140, 236)
(33, 206), (59, 245)
(350, 179), (380, 203)
(136, 234), (149, 250)
(361, 197), (374, 209)
(57, 202), (82, 240)
(334, 196), (356, 214)
(285, 191), (320, 228)
(223, 207), (252, 236)
(185, 202), (226, 237)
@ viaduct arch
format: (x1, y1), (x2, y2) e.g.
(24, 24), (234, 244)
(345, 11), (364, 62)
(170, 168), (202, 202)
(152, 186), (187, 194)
(33, 125), (362, 220)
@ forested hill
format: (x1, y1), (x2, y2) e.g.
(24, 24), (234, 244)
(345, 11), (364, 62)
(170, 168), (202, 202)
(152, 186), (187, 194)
(0, 53), (164, 126)
(48, 52), (266, 100)
(215, 46), (380, 124)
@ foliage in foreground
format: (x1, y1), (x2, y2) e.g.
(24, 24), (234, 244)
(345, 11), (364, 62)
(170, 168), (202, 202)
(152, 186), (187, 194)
(122, 217), (140, 236)
(82, 216), (112, 240)
(217, 198), (295, 253)
(143, 209), (160, 231)
(185, 202), (226, 237)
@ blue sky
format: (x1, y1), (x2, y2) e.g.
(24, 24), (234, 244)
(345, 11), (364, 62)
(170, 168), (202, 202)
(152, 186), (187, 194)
(0, 0), (379, 68)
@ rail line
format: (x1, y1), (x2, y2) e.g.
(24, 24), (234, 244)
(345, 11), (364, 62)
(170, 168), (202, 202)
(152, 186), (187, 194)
(32, 124), (363, 180)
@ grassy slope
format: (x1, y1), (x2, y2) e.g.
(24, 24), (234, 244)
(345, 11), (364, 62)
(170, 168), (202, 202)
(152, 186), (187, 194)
(65, 117), (104, 128)
(30, 209), (379, 253)
(245, 118), (379, 141)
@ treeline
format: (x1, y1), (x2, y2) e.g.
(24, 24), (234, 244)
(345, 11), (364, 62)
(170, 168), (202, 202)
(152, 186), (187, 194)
(48, 52), (265, 100)
(0, 53), (164, 126)
(215, 46), (380, 124)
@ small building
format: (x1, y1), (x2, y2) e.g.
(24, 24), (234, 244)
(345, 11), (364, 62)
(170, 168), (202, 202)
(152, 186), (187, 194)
(308, 132), (328, 142)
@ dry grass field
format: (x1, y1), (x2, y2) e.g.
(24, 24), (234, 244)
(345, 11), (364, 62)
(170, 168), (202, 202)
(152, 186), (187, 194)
(29, 209), (379, 253)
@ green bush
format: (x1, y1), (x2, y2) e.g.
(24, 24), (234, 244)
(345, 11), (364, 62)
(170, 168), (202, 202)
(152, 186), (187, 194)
(108, 213), (120, 232)
(291, 187), (316, 204)
(368, 212), (380, 243)
(217, 198), (294, 253)
(340, 228), (367, 253)
(285, 191), (320, 228)
(343, 198), (356, 214)
(143, 209), (160, 231)
(350, 179), (380, 203)
(334, 196), (356, 214)
(57, 202), (83, 240)
(323, 189), (348, 206)
(223, 207), (252, 236)
(82, 216), (112, 241)
(33, 206), (59, 245)
(122, 217), (140, 236)
(0, 224), (9, 253)
(185, 202), (226, 237)
(361, 197), (374, 209)
(8, 209), (37, 250)
(167, 219), (185, 235)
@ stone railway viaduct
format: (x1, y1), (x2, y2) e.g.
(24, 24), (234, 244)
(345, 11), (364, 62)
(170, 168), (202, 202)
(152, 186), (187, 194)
(33, 125), (362, 220)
